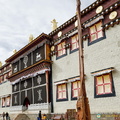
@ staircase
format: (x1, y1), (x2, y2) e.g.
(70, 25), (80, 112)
(15, 114), (30, 120)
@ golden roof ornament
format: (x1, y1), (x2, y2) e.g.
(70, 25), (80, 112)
(0, 61), (2, 67)
(29, 34), (34, 42)
(109, 11), (118, 20)
(13, 49), (17, 54)
(51, 19), (58, 31)
(51, 46), (55, 51)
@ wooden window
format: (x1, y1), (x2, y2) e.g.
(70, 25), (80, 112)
(6, 96), (10, 107)
(95, 73), (115, 98)
(90, 21), (103, 42)
(57, 41), (66, 57)
(71, 34), (79, 51)
(57, 84), (67, 100)
(2, 98), (5, 107)
(72, 81), (80, 98)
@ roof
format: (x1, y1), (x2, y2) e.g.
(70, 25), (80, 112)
(5, 33), (51, 62)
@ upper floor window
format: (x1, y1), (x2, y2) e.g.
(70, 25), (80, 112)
(71, 34), (79, 51)
(95, 73), (115, 98)
(57, 83), (67, 101)
(89, 21), (105, 45)
(71, 80), (80, 100)
(57, 41), (66, 58)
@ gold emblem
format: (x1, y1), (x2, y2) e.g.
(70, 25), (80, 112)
(96, 6), (103, 14)
(75, 20), (78, 27)
(109, 11), (117, 20)
(58, 31), (62, 37)
(51, 46), (55, 51)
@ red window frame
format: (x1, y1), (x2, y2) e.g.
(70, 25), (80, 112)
(89, 21), (103, 42)
(57, 41), (66, 57)
(57, 84), (67, 99)
(71, 34), (79, 51)
(95, 73), (112, 95)
(72, 81), (80, 98)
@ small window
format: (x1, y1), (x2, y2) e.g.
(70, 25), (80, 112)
(2, 98), (5, 107)
(6, 96), (11, 107)
(71, 34), (79, 51)
(71, 81), (80, 100)
(95, 73), (115, 98)
(57, 41), (66, 58)
(89, 21), (105, 45)
(57, 84), (68, 101)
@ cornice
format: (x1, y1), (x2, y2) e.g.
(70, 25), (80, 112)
(5, 33), (51, 63)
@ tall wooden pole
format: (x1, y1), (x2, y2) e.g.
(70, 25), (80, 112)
(76, 0), (91, 120)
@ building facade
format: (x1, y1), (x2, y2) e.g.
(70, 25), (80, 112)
(49, 0), (120, 119)
(0, 0), (120, 120)
(0, 63), (12, 114)
(5, 33), (52, 120)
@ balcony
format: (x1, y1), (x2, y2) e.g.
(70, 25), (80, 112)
(10, 103), (51, 113)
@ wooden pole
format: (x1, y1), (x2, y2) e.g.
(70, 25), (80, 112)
(76, 0), (91, 120)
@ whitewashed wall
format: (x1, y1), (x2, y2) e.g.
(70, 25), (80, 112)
(0, 81), (12, 113)
(52, 24), (120, 114)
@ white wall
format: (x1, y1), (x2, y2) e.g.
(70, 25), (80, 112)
(52, 24), (120, 114)
(0, 81), (12, 113)
(84, 25), (120, 113)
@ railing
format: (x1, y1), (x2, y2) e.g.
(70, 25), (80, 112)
(10, 103), (51, 112)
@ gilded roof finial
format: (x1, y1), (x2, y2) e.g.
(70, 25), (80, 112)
(13, 49), (17, 54)
(29, 34), (34, 43)
(0, 61), (2, 67)
(51, 19), (58, 31)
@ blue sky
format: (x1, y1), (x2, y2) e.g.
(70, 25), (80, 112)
(0, 0), (95, 64)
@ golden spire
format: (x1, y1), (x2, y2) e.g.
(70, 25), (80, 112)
(13, 49), (17, 54)
(51, 19), (58, 31)
(29, 34), (34, 43)
(0, 61), (2, 67)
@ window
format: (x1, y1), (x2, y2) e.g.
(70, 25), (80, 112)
(57, 41), (66, 58)
(2, 98), (5, 107)
(6, 96), (11, 107)
(95, 73), (115, 98)
(57, 84), (67, 101)
(89, 21), (105, 45)
(71, 34), (79, 51)
(71, 81), (80, 100)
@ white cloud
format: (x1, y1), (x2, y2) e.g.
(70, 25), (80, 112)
(0, 0), (95, 64)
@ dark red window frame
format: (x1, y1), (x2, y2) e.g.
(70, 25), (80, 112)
(71, 34), (79, 51)
(89, 21), (103, 42)
(57, 41), (66, 57)
(72, 81), (80, 98)
(96, 73), (112, 95)
(57, 83), (67, 100)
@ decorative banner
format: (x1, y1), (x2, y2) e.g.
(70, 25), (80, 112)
(12, 93), (19, 106)
(11, 68), (50, 85)
(20, 78), (32, 90)
(33, 74), (46, 87)
(12, 83), (19, 92)
(23, 55), (28, 68)
(34, 86), (46, 104)
(33, 46), (45, 64)
(91, 68), (114, 76)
